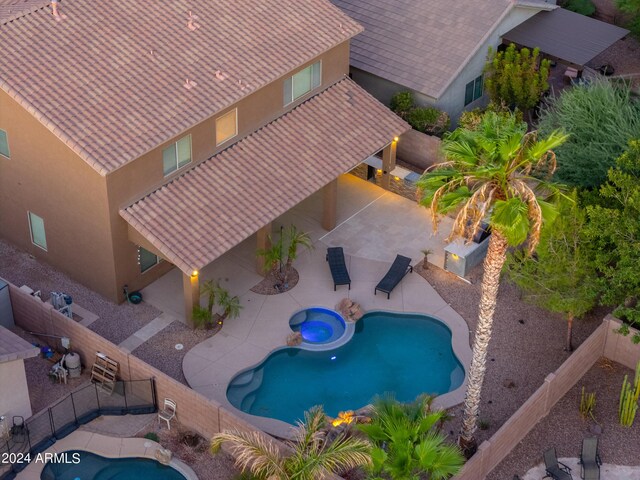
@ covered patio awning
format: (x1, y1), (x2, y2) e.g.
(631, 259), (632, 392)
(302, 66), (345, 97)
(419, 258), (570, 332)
(120, 77), (410, 275)
(502, 8), (628, 67)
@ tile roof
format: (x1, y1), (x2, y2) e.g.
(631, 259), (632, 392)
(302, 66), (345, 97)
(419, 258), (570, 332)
(0, 327), (40, 363)
(329, 0), (551, 99)
(0, 0), (47, 22)
(120, 78), (410, 274)
(0, 0), (362, 176)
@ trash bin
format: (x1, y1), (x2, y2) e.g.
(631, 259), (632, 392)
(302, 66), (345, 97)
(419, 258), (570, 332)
(65, 352), (82, 378)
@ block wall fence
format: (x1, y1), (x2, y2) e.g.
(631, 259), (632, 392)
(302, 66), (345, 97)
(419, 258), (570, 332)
(7, 278), (640, 480)
(453, 316), (640, 480)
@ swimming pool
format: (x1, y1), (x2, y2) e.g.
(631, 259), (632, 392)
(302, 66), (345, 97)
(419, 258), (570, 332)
(226, 311), (465, 425)
(40, 450), (186, 480)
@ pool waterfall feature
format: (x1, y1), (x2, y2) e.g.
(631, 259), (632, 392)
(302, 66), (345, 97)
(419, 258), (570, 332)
(226, 310), (465, 426)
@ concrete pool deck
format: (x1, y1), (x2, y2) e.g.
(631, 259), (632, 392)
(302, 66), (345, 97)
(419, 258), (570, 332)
(15, 431), (197, 480)
(523, 458), (640, 480)
(182, 245), (472, 437)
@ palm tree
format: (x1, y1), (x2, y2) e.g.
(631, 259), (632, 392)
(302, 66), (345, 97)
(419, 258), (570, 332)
(358, 394), (464, 480)
(416, 111), (568, 454)
(211, 406), (371, 479)
(216, 288), (242, 326)
(283, 225), (313, 284)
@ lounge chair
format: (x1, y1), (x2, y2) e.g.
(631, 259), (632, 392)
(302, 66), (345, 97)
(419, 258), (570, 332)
(579, 437), (602, 480)
(543, 448), (573, 480)
(326, 247), (351, 291)
(374, 254), (413, 299)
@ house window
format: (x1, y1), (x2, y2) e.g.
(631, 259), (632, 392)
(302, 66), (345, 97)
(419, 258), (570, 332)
(216, 109), (237, 146)
(283, 61), (322, 105)
(139, 247), (160, 273)
(28, 212), (47, 251)
(0, 129), (9, 158)
(162, 135), (192, 176)
(464, 75), (484, 106)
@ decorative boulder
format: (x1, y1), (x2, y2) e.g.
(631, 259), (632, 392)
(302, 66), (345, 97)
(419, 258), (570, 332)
(154, 447), (172, 465)
(286, 331), (303, 346)
(336, 298), (363, 322)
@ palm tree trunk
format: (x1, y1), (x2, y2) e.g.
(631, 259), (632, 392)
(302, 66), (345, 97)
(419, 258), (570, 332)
(565, 312), (574, 352)
(459, 231), (509, 456)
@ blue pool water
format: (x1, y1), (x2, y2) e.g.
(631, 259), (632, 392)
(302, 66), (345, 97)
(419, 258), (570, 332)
(289, 307), (346, 344)
(227, 311), (464, 424)
(40, 450), (186, 480)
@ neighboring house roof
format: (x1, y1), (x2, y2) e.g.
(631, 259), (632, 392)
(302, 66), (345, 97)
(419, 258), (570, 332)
(0, 326), (40, 363)
(0, 0), (362, 176)
(503, 7), (629, 66)
(121, 78), (410, 275)
(329, 0), (555, 99)
(0, 0), (47, 22)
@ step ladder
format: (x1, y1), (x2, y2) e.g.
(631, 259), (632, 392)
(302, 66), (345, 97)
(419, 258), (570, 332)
(90, 353), (118, 395)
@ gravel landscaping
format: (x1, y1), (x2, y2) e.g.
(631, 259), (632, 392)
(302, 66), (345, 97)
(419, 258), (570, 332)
(417, 263), (611, 446)
(0, 239), (160, 345)
(132, 321), (215, 384)
(488, 360), (640, 479)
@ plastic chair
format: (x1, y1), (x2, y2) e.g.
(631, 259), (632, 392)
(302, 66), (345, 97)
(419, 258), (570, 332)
(158, 398), (176, 430)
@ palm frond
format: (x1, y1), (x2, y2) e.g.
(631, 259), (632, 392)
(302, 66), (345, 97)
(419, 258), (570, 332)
(210, 431), (285, 479)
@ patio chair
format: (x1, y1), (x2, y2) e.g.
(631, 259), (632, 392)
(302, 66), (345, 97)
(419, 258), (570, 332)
(374, 254), (413, 299)
(579, 437), (602, 480)
(326, 247), (351, 291)
(543, 448), (573, 480)
(158, 398), (177, 430)
(10, 416), (27, 445)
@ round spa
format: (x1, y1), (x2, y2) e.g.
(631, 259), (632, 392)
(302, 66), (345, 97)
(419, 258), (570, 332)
(289, 307), (346, 344)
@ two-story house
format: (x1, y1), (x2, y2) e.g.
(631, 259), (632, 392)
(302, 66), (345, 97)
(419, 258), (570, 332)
(0, 0), (409, 323)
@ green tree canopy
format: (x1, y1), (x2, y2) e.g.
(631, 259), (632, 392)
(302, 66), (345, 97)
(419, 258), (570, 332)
(484, 43), (550, 112)
(505, 191), (600, 351)
(538, 79), (640, 189)
(616, 0), (640, 38)
(584, 140), (640, 308)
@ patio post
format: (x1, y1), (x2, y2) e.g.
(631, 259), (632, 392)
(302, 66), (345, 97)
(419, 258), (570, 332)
(381, 138), (398, 189)
(182, 271), (200, 328)
(256, 222), (272, 275)
(322, 178), (338, 231)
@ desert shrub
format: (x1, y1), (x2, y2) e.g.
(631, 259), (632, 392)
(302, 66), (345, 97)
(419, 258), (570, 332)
(390, 90), (414, 116)
(406, 107), (450, 136)
(538, 79), (640, 188)
(564, 0), (596, 15)
(459, 102), (523, 131)
(144, 432), (159, 443)
(616, 0), (640, 38)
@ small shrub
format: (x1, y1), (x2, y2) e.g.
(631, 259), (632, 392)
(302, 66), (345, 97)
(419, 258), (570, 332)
(478, 419), (491, 430)
(619, 361), (640, 427)
(390, 91), (414, 116)
(579, 387), (596, 420)
(460, 103), (522, 131)
(406, 107), (450, 136)
(564, 0), (596, 16)
(144, 432), (159, 443)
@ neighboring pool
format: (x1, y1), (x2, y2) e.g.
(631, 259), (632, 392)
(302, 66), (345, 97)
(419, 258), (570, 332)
(289, 307), (346, 344)
(40, 450), (186, 480)
(227, 311), (465, 425)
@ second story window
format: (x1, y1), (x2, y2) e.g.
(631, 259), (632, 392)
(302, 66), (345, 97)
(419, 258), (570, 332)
(0, 129), (10, 158)
(464, 75), (484, 106)
(216, 109), (238, 146)
(283, 61), (321, 105)
(163, 135), (192, 176)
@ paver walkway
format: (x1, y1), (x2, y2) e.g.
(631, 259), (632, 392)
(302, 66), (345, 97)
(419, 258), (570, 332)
(118, 312), (177, 353)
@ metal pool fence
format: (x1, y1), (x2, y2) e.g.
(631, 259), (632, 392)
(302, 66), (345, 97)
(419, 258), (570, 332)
(0, 379), (156, 479)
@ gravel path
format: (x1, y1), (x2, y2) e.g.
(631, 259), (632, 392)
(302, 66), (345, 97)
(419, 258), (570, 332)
(132, 321), (215, 384)
(0, 239), (160, 345)
(418, 263), (610, 446)
(488, 361), (640, 479)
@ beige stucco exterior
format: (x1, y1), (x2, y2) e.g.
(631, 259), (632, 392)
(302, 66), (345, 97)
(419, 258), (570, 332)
(0, 359), (32, 420)
(0, 41), (351, 303)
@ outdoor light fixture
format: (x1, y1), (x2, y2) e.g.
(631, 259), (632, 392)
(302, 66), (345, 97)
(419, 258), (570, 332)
(393, 136), (399, 142)
(394, 176), (400, 181)
(191, 270), (199, 277)
(451, 254), (459, 260)
(377, 169), (382, 174)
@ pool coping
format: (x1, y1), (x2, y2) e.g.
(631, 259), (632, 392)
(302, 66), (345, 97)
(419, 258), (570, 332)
(234, 309), (471, 438)
(15, 431), (198, 480)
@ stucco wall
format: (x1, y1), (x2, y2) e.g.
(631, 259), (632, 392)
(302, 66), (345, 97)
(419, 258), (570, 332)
(0, 91), (117, 299)
(106, 42), (352, 299)
(0, 359), (32, 420)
